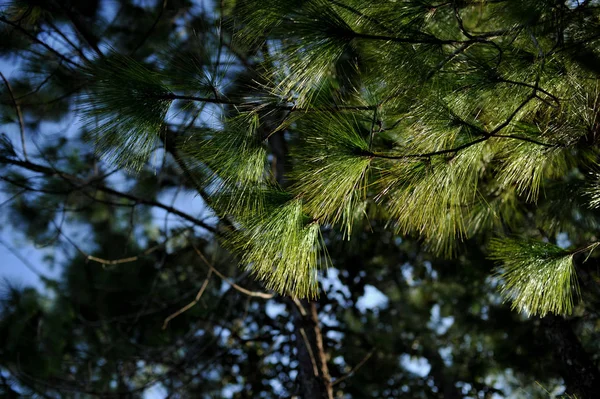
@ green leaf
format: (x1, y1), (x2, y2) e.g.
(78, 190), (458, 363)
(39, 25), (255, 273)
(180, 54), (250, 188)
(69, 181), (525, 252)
(490, 238), (580, 317)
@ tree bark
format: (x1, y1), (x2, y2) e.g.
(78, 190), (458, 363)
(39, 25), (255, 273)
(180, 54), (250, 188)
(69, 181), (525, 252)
(289, 299), (334, 399)
(542, 315), (600, 398)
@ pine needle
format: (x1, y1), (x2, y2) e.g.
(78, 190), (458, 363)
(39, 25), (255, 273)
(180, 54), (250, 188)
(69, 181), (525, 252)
(79, 53), (173, 171)
(377, 140), (491, 256)
(225, 199), (325, 298)
(490, 238), (581, 317)
(180, 113), (272, 216)
(291, 114), (371, 235)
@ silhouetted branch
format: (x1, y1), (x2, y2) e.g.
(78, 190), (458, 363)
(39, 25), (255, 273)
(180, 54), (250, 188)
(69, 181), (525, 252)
(0, 156), (217, 233)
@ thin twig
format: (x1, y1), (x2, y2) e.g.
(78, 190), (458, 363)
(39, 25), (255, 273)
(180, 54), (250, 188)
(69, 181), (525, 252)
(353, 32), (463, 45)
(369, 137), (488, 159)
(190, 240), (274, 299)
(0, 239), (49, 280)
(291, 296), (308, 316)
(164, 93), (376, 112)
(46, 20), (89, 62)
(0, 72), (27, 160)
(328, 0), (394, 34)
(56, 3), (102, 57)
(370, 91), (555, 160)
(0, 155), (217, 233)
(162, 269), (213, 329)
(331, 349), (375, 386)
(0, 16), (81, 68)
(15, 68), (59, 100)
(0, 188), (26, 208)
(84, 231), (190, 267)
(132, 0), (168, 54)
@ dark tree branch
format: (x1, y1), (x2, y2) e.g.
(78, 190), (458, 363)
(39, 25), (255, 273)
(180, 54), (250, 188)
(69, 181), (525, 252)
(55, 2), (102, 57)
(353, 32), (462, 45)
(46, 20), (89, 62)
(289, 299), (334, 399)
(0, 156), (217, 233)
(331, 349), (374, 386)
(163, 93), (376, 112)
(0, 16), (82, 68)
(328, 0), (394, 34)
(131, 0), (168, 55)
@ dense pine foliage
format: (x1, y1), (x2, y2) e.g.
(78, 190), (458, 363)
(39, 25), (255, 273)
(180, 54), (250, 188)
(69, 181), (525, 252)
(2, 0), (600, 398)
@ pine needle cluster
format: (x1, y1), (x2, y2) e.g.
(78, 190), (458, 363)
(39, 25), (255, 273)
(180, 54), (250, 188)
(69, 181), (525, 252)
(225, 199), (325, 298)
(76, 0), (600, 307)
(290, 114), (371, 235)
(490, 238), (580, 317)
(80, 54), (174, 170)
(180, 113), (271, 215)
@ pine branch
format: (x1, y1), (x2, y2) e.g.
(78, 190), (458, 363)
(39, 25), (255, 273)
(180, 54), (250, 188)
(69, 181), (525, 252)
(353, 32), (461, 45)
(54, 1), (102, 57)
(490, 238), (587, 316)
(164, 93), (376, 111)
(327, 0), (394, 34)
(190, 240), (274, 299)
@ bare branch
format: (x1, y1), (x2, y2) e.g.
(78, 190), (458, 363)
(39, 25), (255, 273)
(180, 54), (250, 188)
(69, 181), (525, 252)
(190, 240), (274, 299)
(0, 16), (82, 68)
(162, 269), (213, 329)
(331, 349), (375, 386)
(299, 327), (320, 377)
(0, 155), (217, 233)
(131, 0), (168, 54)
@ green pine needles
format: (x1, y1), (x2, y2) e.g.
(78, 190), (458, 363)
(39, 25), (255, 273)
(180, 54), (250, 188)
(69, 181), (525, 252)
(80, 54), (174, 170)
(76, 0), (600, 306)
(226, 199), (325, 298)
(180, 113), (270, 215)
(490, 239), (581, 317)
(291, 115), (371, 235)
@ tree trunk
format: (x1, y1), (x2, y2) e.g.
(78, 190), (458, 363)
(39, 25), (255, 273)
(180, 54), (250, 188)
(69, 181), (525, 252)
(543, 315), (600, 398)
(289, 299), (334, 399)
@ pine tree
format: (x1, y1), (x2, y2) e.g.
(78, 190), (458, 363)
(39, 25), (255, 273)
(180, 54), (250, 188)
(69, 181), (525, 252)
(71, 0), (600, 316)
(4, 0), (600, 398)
